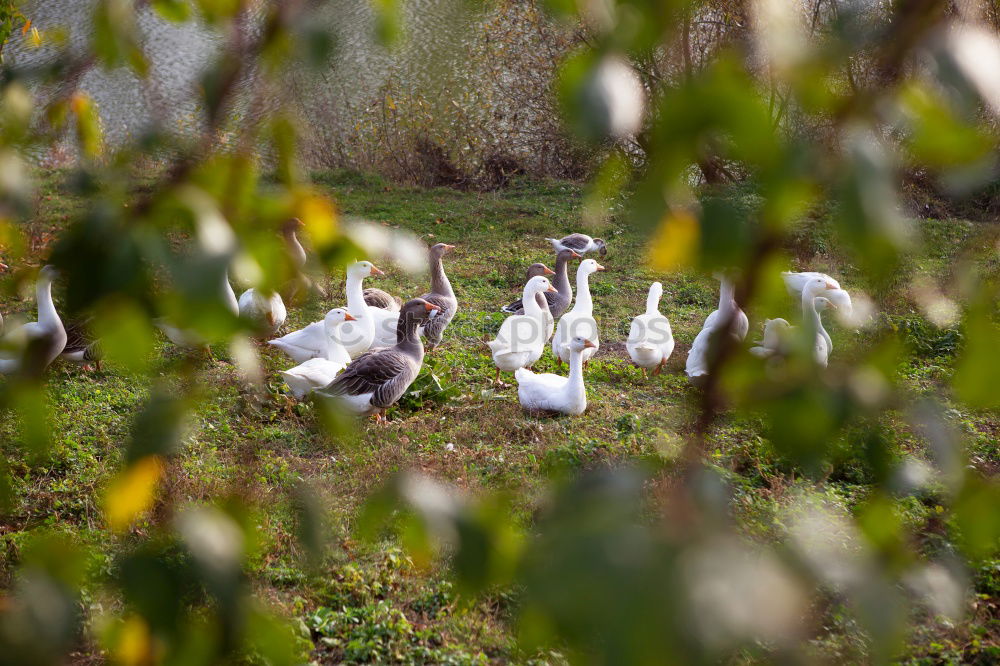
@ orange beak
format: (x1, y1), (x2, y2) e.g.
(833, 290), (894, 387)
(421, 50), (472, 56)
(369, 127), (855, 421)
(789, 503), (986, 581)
(542, 265), (555, 276)
(825, 281), (837, 290)
(344, 312), (357, 321)
(595, 263), (606, 271)
(583, 339), (596, 349)
(546, 285), (557, 293)
(424, 302), (441, 312)
(370, 265), (385, 276)
(571, 251), (582, 258)
(442, 244), (455, 251)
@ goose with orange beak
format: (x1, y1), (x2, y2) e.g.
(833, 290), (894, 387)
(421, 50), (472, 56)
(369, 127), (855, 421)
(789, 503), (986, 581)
(516, 336), (595, 415)
(280, 309), (357, 399)
(552, 259), (605, 366)
(317, 299), (441, 421)
(488, 275), (557, 383)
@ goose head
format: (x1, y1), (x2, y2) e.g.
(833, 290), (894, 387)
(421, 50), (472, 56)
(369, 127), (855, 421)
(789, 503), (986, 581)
(348, 260), (385, 279)
(400, 298), (442, 324)
(803, 276), (838, 299)
(39, 265), (60, 282)
(282, 217), (305, 236)
(526, 263), (555, 278)
(324, 308), (357, 327)
(578, 258), (605, 275)
(430, 243), (455, 258)
(556, 249), (582, 262)
(813, 296), (836, 312)
(593, 238), (607, 256)
(649, 281), (663, 298)
(568, 336), (597, 352)
(525, 275), (556, 295)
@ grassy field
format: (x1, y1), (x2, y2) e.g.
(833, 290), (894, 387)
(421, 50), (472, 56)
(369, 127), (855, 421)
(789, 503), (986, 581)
(1, 169), (998, 663)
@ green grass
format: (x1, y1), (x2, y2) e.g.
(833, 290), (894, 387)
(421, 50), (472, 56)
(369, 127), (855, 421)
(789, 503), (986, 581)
(1, 170), (998, 663)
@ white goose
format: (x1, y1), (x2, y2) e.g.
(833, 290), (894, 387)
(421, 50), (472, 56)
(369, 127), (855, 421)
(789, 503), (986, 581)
(552, 258), (604, 366)
(268, 261), (383, 362)
(487, 275), (556, 383)
(280, 309), (355, 399)
(516, 336), (595, 415)
(751, 277), (838, 366)
(782, 271), (852, 318)
(238, 288), (286, 337)
(626, 281), (674, 376)
(157, 269), (239, 349)
(0, 265), (68, 375)
(685, 274), (750, 386)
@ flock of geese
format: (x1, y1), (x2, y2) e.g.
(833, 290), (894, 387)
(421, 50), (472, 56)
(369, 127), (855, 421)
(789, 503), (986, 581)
(0, 226), (854, 420)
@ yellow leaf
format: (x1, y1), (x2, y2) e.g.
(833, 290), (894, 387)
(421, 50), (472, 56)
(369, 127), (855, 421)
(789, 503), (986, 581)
(104, 456), (164, 532)
(30, 27), (42, 48)
(386, 94), (396, 110)
(295, 191), (339, 250)
(21, 20), (31, 35)
(647, 209), (699, 272)
(113, 615), (154, 666)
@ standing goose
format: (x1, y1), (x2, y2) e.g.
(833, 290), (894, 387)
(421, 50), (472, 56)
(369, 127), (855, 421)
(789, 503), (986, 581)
(750, 280), (838, 364)
(487, 275), (556, 383)
(502, 249), (580, 323)
(316, 298), (441, 422)
(685, 274), (750, 386)
(367, 243), (458, 350)
(501, 263), (556, 339)
(157, 269), (239, 349)
(547, 233), (608, 257)
(282, 218), (329, 301)
(516, 336), (596, 415)
(417, 243), (457, 350)
(626, 281), (674, 377)
(61, 314), (103, 371)
(0, 265), (68, 375)
(280, 309), (356, 399)
(552, 259), (605, 366)
(782, 271), (852, 318)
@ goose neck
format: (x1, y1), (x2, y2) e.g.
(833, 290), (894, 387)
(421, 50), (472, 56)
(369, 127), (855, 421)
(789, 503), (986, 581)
(718, 277), (735, 314)
(36, 276), (60, 329)
(521, 285), (544, 318)
(572, 271), (593, 315)
(645, 286), (661, 316)
(345, 272), (368, 313)
(429, 252), (453, 298)
(395, 313), (425, 357)
(553, 254), (573, 297)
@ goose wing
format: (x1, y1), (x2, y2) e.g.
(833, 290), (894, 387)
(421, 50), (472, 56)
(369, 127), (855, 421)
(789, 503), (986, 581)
(321, 348), (416, 408)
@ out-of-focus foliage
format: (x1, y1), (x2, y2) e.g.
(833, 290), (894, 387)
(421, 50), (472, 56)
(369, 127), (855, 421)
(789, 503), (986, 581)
(0, 0), (997, 665)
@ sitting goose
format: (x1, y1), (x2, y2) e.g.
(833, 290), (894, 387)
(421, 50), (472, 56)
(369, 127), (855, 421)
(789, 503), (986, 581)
(547, 233), (607, 257)
(0, 265), (68, 376)
(782, 271), (852, 318)
(238, 288), (286, 337)
(280, 309), (355, 399)
(269, 260), (383, 361)
(749, 318), (792, 359)
(316, 298), (441, 422)
(488, 275), (556, 383)
(626, 282), (674, 377)
(364, 288), (401, 312)
(157, 269), (240, 349)
(502, 263), (555, 338)
(552, 259), (605, 366)
(501, 249), (579, 325)
(685, 274), (750, 387)
(516, 336), (595, 415)
(61, 314), (103, 371)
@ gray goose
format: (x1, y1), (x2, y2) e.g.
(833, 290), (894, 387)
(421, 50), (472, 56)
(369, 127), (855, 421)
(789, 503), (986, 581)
(316, 298), (440, 422)
(0, 265), (68, 376)
(501, 249), (579, 320)
(363, 288), (401, 312)
(547, 233), (607, 257)
(61, 313), (103, 370)
(418, 243), (457, 350)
